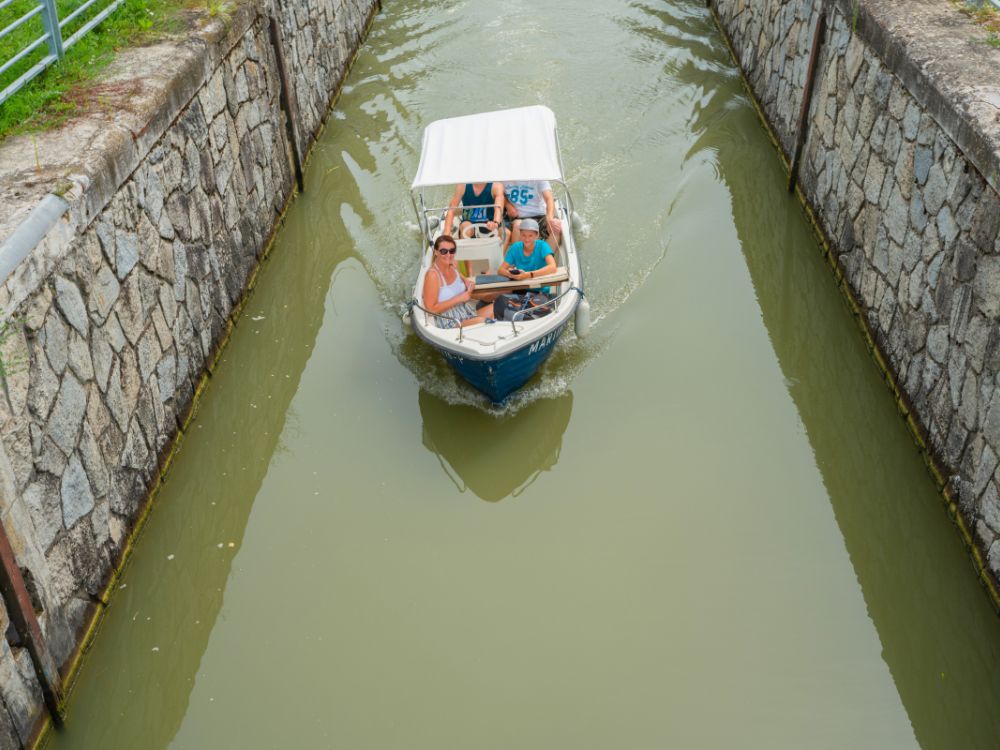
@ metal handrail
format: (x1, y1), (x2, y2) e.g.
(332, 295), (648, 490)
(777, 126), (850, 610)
(409, 299), (477, 343)
(58, 0), (98, 28)
(0, 0), (123, 105)
(413, 192), (576, 247)
(0, 5), (42, 40)
(409, 299), (453, 325)
(411, 284), (581, 344)
(417, 201), (572, 224)
(509, 285), (580, 332)
(63, 0), (122, 49)
(0, 28), (44, 76)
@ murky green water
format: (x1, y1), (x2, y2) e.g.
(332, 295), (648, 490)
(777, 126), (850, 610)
(47, 0), (1000, 748)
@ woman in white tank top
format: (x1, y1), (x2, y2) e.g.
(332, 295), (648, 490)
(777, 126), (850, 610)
(421, 235), (493, 329)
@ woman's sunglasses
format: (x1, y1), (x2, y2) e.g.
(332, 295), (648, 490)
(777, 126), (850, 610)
(437, 246), (457, 254)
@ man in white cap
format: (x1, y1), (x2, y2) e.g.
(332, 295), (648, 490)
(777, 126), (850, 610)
(502, 179), (562, 249)
(498, 218), (557, 293)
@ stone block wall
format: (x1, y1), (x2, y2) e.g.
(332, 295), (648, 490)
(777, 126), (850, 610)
(0, 0), (377, 744)
(712, 0), (1000, 588)
(280, 0), (373, 152)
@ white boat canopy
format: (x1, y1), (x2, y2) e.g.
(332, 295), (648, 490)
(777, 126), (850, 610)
(410, 105), (563, 189)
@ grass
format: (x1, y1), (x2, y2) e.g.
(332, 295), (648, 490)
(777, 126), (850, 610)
(0, 317), (27, 378)
(951, 0), (1000, 37)
(0, 0), (232, 141)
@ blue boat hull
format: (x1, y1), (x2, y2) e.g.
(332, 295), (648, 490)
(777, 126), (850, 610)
(438, 323), (567, 403)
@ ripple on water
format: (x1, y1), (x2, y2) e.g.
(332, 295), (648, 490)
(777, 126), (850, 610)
(386, 315), (615, 416)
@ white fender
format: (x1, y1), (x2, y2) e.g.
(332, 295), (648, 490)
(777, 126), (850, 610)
(571, 211), (584, 232)
(575, 296), (591, 339)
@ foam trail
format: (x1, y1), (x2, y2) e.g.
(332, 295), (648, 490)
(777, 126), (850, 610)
(387, 321), (614, 416)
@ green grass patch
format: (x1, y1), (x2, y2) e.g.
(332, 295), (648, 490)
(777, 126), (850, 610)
(0, 0), (236, 141)
(0, 316), (27, 378)
(950, 1), (1000, 36)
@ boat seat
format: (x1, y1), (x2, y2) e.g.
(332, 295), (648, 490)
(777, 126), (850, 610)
(454, 235), (503, 276)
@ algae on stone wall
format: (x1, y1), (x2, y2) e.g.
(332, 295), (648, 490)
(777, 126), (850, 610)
(0, 0), (379, 742)
(711, 0), (1000, 589)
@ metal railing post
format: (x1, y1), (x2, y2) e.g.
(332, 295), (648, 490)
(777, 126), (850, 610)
(267, 15), (304, 192)
(787, 4), (827, 192)
(0, 521), (63, 725)
(38, 0), (64, 60)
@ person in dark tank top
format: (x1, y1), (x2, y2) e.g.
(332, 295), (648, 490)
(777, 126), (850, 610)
(444, 182), (505, 239)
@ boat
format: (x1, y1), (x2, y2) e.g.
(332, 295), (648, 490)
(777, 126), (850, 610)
(406, 105), (590, 403)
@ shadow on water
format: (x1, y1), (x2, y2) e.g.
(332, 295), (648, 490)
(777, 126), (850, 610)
(678, 34), (1000, 749)
(418, 390), (573, 502)
(52, 162), (361, 750)
(51, 0), (1000, 746)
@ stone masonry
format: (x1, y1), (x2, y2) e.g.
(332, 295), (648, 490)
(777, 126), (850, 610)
(0, 0), (377, 745)
(712, 0), (1000, 589)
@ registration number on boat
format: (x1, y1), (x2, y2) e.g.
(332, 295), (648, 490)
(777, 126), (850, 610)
(528, 327), (562, 355)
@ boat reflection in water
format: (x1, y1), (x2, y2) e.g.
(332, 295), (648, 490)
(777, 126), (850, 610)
(419, 390), (573, 502)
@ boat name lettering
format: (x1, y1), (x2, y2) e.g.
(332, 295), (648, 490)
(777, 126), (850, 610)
(528, 331), (558, 355)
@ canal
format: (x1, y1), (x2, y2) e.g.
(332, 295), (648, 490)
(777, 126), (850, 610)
(49, 0), (1000, 748)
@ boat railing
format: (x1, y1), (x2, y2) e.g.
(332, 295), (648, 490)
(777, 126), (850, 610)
(410, 284), (580, 342)
(508, 285), (581, 333)
(550, 181), (574, 223)
(417, 205), (468, 239)
(409, 300), (479, 343)
(415, 195), (575, 246)
(417, 200), (572, 223)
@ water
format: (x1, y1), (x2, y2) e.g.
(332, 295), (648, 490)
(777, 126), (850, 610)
(47, 1), (1000, 748)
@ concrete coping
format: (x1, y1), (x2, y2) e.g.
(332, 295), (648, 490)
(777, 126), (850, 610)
(0, 1), (265, 291)
(842, 0), (1000, 193)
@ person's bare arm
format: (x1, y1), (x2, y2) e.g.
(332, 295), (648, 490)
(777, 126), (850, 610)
(527, 250), (557, 280)
(490, 182), (505, 228)
(423, 271), (472, 314)
(422, 272), (441, 312)
(542, 188), (562, 233)
(443, 184), (464, 235)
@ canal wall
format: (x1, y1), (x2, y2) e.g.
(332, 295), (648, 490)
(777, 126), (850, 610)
(710, 0), (1000, 596)
(0, 0), (378, 744)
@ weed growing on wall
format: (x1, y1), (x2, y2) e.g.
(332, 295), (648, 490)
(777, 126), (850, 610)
(205, 0), (233, 20)
(949, 0), (1000, 40)
(0, 318), (27, 380)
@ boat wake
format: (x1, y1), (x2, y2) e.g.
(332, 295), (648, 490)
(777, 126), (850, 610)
(586, 236), (671, 328)
(386, 316), (614, 415)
